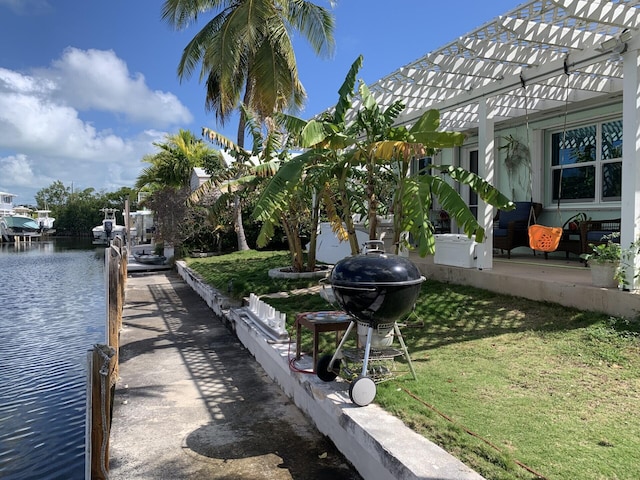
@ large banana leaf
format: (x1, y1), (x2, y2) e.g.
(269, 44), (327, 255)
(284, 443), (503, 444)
(357, 141), (426, 162)
(398, 169), (514, 256)
(409, 110), (466, 148)
(432, 165), (515, 210)
(334, 55), (363, 124)
(252, 150), (314, 222)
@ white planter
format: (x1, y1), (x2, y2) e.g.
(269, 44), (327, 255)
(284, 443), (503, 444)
(590, 262), (618, 288)
(434, 234), (477, 268)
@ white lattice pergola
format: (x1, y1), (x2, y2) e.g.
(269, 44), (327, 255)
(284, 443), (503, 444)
(356, 0), (640, 277)
(363, 0), (640, 132)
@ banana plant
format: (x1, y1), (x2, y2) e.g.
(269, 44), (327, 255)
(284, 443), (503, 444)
(354, 102), (513, 255)
(341, 62), (514, 256)
(253, 56), (365, 261)
(254, 55), (514, 261)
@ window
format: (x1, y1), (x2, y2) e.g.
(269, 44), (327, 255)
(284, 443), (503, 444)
(413, 156), (432, 175)
(549, 119), (622, 204)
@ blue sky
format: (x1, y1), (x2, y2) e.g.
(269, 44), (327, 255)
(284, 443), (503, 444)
(0, 0), (519, 205)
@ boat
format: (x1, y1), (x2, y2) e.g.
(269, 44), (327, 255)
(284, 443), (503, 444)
(92, 208), (127, 245)
(35, 209), (56, 233)
(0, 194), (41, 242)
(1, 213), (41, 240)
(133, 251), (166, 265)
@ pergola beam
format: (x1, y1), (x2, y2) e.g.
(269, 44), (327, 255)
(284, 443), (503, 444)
(551, 0), (640, 30)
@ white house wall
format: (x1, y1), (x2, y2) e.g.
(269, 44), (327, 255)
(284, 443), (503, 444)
(450, 99), (626, 230)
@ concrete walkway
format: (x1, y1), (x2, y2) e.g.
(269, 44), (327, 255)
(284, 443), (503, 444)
(109, 271), (362, 480)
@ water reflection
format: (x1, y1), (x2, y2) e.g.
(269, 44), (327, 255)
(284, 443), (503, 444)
(0, 239), (105, 479)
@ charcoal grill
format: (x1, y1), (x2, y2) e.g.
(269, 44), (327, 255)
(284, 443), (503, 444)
(316, 241), (425, 406)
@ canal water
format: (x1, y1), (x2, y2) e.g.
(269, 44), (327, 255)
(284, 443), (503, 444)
(0, 239), (106, 479)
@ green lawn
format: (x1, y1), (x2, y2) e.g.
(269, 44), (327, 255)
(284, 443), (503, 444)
(185, 251), (640, 480)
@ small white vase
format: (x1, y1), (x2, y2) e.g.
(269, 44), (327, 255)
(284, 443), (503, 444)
(590, 262), (618, 288)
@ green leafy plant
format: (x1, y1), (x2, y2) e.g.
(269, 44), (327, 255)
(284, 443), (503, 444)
(499, 134), (530, 199)
(581, 233), (621, 265)
(255, 56), (514, 259)
(616, 236), (640, 288)
(581, 232), (640, 288)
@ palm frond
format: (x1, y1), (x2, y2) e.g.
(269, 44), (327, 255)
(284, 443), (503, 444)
(285, 0), (335, 57)
(202, 127), (250, 159)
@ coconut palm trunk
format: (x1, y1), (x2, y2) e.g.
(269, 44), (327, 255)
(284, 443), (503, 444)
(233, 88), (251, 251)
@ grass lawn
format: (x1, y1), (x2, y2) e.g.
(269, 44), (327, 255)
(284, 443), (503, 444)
(185, 250), (640, 480)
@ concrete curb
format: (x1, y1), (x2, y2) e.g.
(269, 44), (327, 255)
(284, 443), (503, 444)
(176, 260), (485, 480)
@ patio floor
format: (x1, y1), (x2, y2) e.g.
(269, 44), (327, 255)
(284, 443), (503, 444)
(409, 250), (640, 320)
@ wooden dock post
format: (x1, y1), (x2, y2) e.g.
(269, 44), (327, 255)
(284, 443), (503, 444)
(87, 345), (116, 480)
(87, 238), (126, 478)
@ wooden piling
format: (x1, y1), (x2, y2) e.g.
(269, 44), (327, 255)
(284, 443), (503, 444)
(87, 238), (127, 478)
(88, 345), (116, 480)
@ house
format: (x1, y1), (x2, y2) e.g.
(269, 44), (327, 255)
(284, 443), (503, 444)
(190, 167), (210, 192)
(355, 0), (640, 287)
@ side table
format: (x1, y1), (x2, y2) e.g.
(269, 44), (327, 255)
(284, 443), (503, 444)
(295, 311), (352, 372)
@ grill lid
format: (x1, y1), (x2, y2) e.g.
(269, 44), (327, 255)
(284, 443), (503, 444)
(330, 251), (424, 287)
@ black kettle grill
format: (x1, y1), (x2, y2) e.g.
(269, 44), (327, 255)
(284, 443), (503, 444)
(317, 241), (425, 406)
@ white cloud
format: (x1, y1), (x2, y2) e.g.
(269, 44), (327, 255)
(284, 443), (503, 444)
(0, 49), (193, 204)
(0, 132), (163, 204)
(0, 0), (51, 14)
(42, 48), (193, 127)
(0, 154), (37, 187)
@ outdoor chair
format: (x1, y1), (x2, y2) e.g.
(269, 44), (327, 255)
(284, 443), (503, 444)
(493, 201), (542, 258)
(580, 218), (621, 255)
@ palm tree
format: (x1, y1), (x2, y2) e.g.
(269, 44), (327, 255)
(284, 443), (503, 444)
(192, 106), (281, 246)
(135, 129), (220, 191)
(162, 0), (335, 250)
(135, 129), (225, 249)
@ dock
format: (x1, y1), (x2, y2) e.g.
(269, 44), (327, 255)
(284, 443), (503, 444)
(108, 270), (362, 479)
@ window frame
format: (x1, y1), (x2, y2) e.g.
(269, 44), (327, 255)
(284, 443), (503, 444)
(546, 116), (622, 208)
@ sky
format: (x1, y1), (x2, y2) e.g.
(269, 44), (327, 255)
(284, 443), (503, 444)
(0, 0), (521, 206)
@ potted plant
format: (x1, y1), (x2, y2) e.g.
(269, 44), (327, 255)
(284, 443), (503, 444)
(499, 135), (531, 200)
(616, 236), (640, 290)
(581, 233), (621, 287)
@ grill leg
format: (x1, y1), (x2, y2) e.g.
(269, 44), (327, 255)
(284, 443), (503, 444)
(360, 325), (374, 377)
(394, 323), (417, 380)
(328, 320), (356, 366)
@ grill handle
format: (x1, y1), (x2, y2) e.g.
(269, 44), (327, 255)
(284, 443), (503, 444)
(332, 284), (378, 292)
(362, 240), (385, 255)
(333, 277), (425, 288)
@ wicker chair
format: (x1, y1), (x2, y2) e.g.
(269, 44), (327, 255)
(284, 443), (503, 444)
(493, 201), (543, 258)
(580, 218), (621, 255)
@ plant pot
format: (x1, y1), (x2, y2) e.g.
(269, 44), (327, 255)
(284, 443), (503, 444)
(267, 265), (330, 279)
(590, 262), (618, 288)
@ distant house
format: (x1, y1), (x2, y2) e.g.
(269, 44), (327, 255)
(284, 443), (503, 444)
(190, 167), (210, 192)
